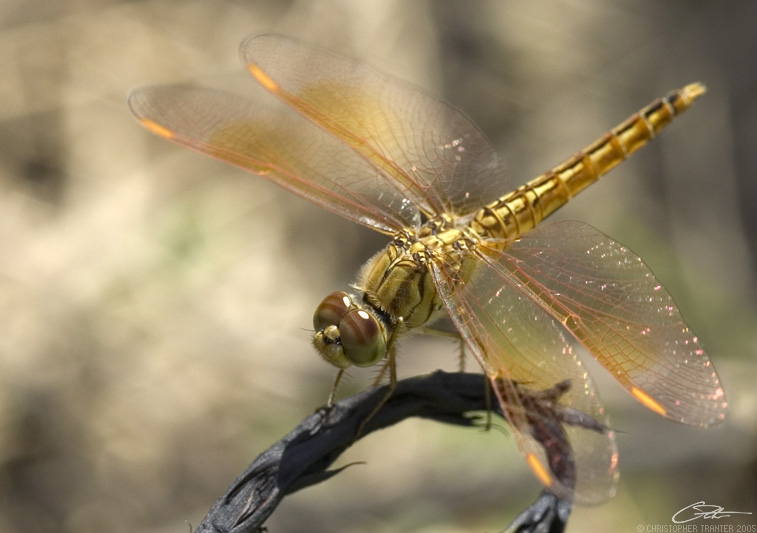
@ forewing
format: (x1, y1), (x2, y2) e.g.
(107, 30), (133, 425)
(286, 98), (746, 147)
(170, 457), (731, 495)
(128, 85), (420, 233)
(503, 220), (727, 426)
(432, 253), (619, 503)
(241, 34), (508, 218)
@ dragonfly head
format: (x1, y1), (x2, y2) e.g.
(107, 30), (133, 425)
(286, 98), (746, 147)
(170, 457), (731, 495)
(312, 291), (387, 368)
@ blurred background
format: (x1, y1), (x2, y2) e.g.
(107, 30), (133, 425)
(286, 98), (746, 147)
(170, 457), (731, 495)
(0, 1), (755, 532)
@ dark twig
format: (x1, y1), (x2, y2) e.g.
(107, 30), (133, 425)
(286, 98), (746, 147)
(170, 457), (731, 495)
(505, 491), (572, 533)
(193, 371), (577, 533)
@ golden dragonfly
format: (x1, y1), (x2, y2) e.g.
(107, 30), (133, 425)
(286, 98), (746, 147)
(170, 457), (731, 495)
(129, 34), (726, 503)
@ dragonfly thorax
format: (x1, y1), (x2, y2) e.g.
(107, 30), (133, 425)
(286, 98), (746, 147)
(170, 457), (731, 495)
(312, 224), (477, 369)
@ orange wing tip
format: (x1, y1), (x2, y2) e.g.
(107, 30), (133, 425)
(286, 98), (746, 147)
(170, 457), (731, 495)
(631, 386), (667, 417)
(248, 63), (280, 92)
(140, 118), (175, 140)
(682, 82), (707, 101)
(526, 453), (553, 488)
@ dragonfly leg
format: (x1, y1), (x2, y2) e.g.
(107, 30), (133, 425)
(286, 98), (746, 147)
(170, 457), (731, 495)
(458, 337), (466, 373)
(415, 322), (467, 372)
(370, 316), (403, 386)
(358, 319), (403, 437)
(416, 324), (462, 339)
(327, 368), (346, 407)
(483, 373), (493, 429)
(357, 349), (398, 437)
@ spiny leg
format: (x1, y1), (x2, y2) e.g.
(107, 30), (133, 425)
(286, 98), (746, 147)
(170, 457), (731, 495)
(458, 337), (466, 373)
(416, 322), (467, 372)
(356, 318), (403, 437)
(327, 368), (346, 407)
(356, 348), (398, 437)
(483, 373), (493, 430)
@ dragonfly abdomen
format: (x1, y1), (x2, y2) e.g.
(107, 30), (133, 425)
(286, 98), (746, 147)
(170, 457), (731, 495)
(470, 83), (706, 242)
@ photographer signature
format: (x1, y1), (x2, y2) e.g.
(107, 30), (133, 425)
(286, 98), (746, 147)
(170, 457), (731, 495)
(673, 501), (753, 523)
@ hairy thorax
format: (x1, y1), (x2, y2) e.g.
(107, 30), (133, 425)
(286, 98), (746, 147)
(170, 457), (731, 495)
(357, 216), (482, 331)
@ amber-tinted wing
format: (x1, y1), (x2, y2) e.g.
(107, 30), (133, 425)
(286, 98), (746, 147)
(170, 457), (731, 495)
(240, 33), (508, 220)
(500, 220), (727, 426)
(129, 84), (422, 233)
(432, 251), (619, 503)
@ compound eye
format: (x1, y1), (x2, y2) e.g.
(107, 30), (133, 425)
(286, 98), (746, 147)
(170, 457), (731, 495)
(340, 309), (386, 367)
(313, 291), (352, 331)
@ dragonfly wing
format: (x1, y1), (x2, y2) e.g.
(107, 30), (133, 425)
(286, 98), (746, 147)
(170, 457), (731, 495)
(129, 84), (420, 233)
(432, 255), (619, 503)
(241, 33), (509, 219)
(502, 220), (727, 426)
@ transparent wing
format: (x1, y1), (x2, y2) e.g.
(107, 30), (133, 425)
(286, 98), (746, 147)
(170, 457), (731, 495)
(128, 84), (424, 234)
(500, 220), (726, 426)
(432, 254), (619, 504)
(241, 33), (508, 219)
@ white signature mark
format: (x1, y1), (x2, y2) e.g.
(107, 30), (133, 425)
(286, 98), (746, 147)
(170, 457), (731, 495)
(673, 501), (753, 524)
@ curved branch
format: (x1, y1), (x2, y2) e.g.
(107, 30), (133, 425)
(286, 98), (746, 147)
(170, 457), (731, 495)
(193, 371), (575, 533)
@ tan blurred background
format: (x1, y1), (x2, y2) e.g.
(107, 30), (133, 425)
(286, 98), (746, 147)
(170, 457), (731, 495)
(0, 1), (755, 532)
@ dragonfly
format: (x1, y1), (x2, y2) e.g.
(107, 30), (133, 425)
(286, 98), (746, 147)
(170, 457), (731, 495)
(128, 33), (726, 503)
